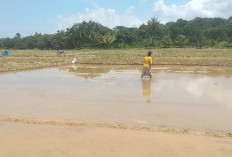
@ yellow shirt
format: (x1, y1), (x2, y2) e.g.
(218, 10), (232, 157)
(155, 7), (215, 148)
(143, 56), (152, 67)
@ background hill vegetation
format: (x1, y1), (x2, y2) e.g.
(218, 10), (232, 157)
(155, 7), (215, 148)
(1, 17), (232, 50)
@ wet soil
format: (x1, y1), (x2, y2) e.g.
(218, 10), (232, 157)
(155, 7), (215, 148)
(0, 65), (232, 156)
(0, 122), (232, 157)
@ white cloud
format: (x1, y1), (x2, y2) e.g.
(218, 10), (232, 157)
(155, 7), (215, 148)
(153, 0), (232, 23)
(56, 7), (145, 30)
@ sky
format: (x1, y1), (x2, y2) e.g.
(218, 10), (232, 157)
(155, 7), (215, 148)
(0, 0), (231, 38)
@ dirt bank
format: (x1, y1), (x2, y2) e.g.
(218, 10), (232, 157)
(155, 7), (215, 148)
(0, 122), (231, 157)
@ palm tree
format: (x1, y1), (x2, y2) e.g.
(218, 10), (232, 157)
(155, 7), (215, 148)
(175, 35), (189, 47)
(52, 30), (66, 50)
(147, 17), (160, 47)
(162, 35), (172, 48)
(102, 34), (116, 48)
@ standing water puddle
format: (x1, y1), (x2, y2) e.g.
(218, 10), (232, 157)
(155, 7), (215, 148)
(0, 65), (232, 134)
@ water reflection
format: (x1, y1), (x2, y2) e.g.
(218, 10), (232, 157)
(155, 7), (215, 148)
(66, 65), (111, 79)
(72, 65), (77, 70)
(1, 65), (232, 131)
(141, 78), (152, 103)
(185, 77), (232, 108)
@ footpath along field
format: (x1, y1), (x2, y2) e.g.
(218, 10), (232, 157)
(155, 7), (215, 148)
(1, 48), (232, 72)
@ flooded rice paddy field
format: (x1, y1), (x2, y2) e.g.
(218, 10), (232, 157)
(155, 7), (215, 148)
(0, 65), (232, 136)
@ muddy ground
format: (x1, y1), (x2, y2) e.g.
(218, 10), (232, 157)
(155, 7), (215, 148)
(1, 64), (232, 157)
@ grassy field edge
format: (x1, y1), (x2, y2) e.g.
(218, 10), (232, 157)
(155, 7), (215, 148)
(1, 48), (232, 72)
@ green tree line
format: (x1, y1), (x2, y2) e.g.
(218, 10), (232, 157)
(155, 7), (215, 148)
(1, 17), (232, 50)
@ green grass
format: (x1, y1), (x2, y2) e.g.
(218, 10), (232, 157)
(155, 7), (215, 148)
(1, 48), (232, 72)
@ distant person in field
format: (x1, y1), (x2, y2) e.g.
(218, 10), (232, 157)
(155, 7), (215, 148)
(141, 51), (152, 78)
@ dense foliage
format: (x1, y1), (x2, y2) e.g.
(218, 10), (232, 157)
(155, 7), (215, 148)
(1, 17), (232, 50)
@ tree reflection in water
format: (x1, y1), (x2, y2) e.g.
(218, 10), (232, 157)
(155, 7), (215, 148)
(67, 65), (111, 79)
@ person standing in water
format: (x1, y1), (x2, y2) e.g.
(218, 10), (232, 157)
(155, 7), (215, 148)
(141, 51), (152, 78)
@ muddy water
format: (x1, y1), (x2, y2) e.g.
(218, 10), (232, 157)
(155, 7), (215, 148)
(0, 65), (232, 134)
